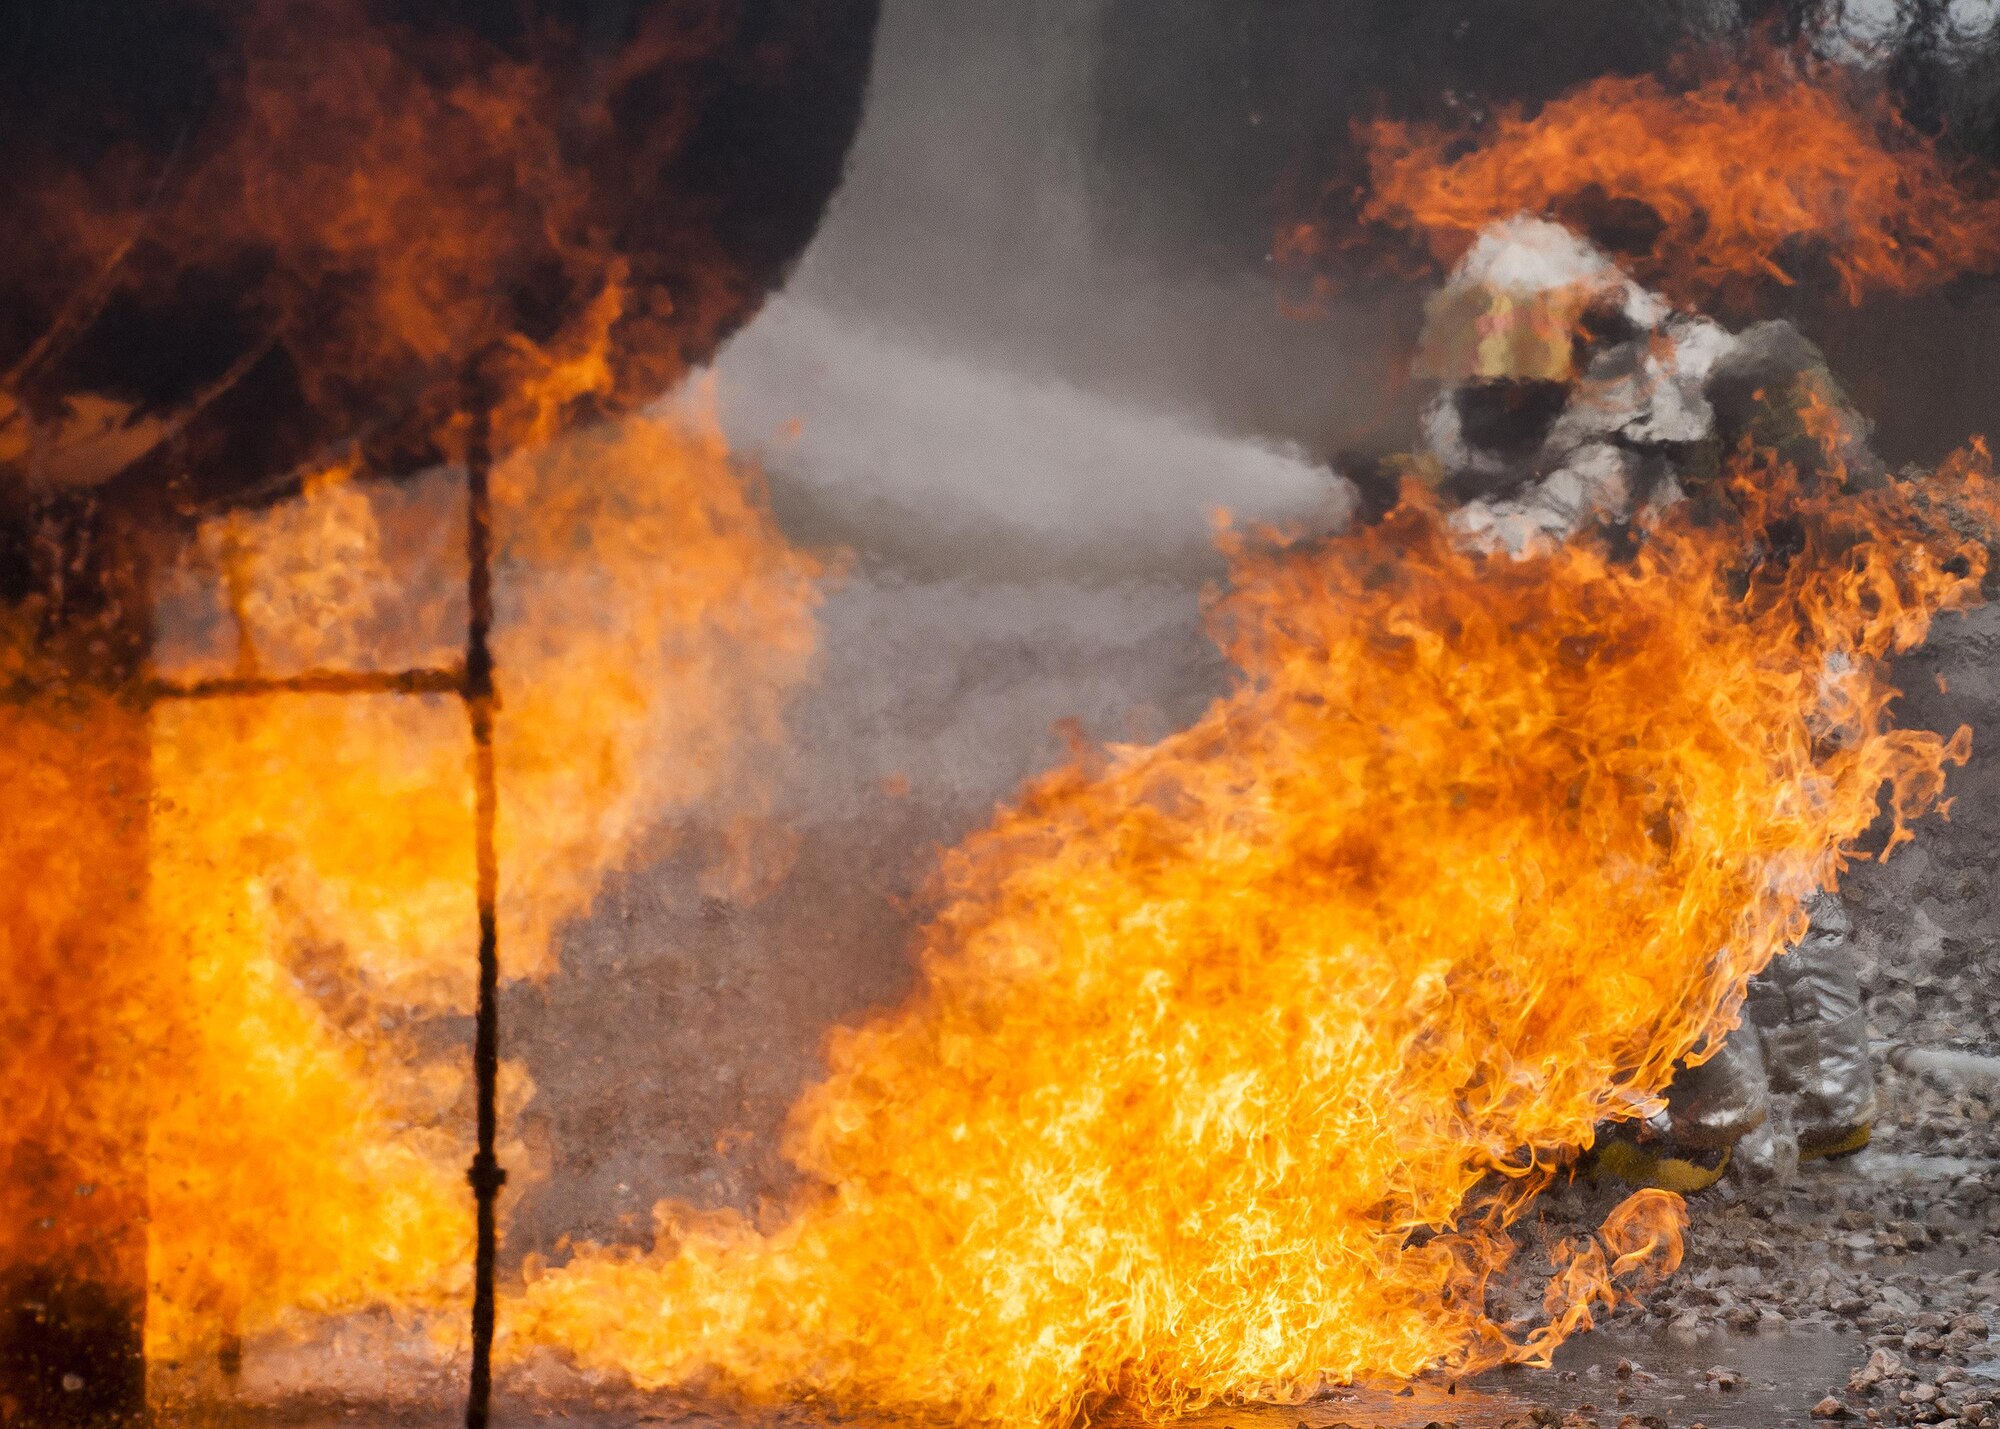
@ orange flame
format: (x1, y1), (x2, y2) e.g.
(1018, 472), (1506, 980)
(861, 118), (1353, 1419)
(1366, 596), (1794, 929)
(0, 0), (835, 1374)
(131, 395), (824, 1363)
(1353, 57), (2000, 306)
(511, 443), (1993, 1424)
(3, 0), (776, 495)
(0, 700), (153, 1300)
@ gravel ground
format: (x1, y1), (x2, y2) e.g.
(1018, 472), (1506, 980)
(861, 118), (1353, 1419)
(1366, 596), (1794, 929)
(1467, 602), (2000, 1429)
(1518, 1128), (2000, 1429)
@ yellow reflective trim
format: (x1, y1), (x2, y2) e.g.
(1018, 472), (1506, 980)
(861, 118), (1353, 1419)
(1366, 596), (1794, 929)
(1595, 1138), (1733, 1194)
(1800, 1121), (1872, 1162)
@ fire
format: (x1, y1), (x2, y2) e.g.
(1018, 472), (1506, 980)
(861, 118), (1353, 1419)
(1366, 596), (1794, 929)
(0, 701), (152, 1317)
(134, 395), (823, 1360)
(0, 0), (837, 1380)
(7, 5), (1996, 1414)
(512, 445), (1995, 1424)
(3, 0), (783, 495)
(0, 386), (820, 1377)
(1351, 56), (2000, 306)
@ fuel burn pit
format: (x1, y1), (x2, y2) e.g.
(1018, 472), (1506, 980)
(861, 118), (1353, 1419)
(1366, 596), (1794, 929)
(17, 6), (2000, 1429)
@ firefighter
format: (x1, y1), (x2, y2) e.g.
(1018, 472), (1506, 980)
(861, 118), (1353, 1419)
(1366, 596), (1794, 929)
(1622, 893), (1877, 1188)
(1407, 216), (1878, 1188)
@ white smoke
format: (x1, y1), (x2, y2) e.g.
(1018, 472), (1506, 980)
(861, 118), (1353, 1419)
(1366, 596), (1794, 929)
(712, 295), (1349, 581)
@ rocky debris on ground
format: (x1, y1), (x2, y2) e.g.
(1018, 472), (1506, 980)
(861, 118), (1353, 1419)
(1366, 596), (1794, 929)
(1543, 1065), (2000, 1429)
(1478, 649), (2000, 1429)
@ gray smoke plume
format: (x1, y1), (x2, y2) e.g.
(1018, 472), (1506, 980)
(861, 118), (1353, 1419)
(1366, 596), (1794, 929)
(506, 0), (1354, 1258)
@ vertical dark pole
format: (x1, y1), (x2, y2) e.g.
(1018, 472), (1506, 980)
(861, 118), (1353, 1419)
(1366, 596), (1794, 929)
(463, 413), (504, 1429)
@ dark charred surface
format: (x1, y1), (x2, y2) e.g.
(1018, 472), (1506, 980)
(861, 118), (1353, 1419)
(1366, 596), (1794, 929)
(0, 0), (878, 522)
(0, 1269), (145, 1428)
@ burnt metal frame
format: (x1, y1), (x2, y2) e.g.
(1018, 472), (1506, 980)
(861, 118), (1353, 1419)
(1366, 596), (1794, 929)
(147, 428), (505, 1429)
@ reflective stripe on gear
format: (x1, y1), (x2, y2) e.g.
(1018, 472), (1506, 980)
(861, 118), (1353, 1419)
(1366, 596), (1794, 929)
(1799, 1120), (1872, 1162)
(1593, 1137), (1733, 1194)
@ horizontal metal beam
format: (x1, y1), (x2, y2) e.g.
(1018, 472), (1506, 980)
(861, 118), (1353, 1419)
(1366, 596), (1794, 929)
(144, 666), (466, 701)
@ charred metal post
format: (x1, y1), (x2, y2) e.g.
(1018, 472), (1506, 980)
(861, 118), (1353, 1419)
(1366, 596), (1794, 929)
(462, 412), (504, 1429)
(148, 426), (511, 1426)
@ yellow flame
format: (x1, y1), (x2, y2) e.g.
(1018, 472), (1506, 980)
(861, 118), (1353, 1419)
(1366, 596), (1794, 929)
(511, 444), (1993, 1425)
(139, 397), (822, 1358)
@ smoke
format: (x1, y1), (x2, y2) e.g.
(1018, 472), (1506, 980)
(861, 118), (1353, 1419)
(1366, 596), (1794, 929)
(503, 0), (1364, 1269)
(714, 296), (1348, 583)
(788, 0), (1414, 465)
